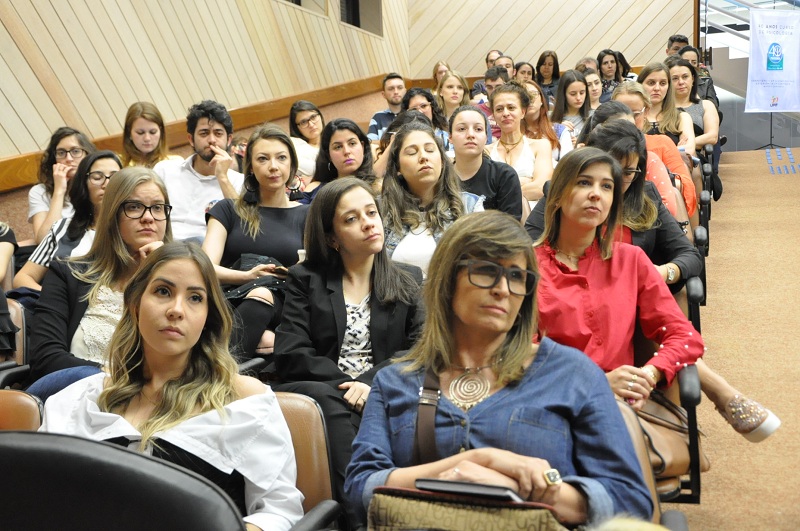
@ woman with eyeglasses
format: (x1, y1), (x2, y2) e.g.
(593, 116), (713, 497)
(288, 100), (325, 186)
(25, 167), (172, 400)
(202, 124), (309, 362)
(612, 82), (697, 219)
(400, 88), (451, 154)
(28, 127), (97, 244)
(14, 151), (122, 294)
(532, 147), (779, 442)
(345, 210), (652, 527)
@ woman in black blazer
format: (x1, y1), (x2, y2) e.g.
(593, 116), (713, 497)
(273, 178), (423, 528)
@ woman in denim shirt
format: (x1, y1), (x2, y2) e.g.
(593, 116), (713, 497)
(345, 210), (652, 526)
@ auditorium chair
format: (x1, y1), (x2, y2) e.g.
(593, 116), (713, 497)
(616, 400), (689, 530)
(0, 298), (28, 388)
(275, 391), (342, 531)
(0, 431), (248, 530)
(0, 389), (42, 430)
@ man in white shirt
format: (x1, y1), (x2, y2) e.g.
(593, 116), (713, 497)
(155, 100), (244, 241)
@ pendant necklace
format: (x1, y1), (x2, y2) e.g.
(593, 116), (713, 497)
(449, 359), (500, 411)
(499, 136), (523, 165)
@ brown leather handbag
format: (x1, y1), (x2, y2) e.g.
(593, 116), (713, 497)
(636, 390), (711, 478)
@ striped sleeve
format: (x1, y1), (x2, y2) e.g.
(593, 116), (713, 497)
(28, 218), (69, 267)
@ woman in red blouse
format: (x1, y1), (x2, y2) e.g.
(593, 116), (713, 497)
(533, 147), (779, 442)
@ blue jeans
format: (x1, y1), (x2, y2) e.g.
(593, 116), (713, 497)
(27, 366), (102, 403)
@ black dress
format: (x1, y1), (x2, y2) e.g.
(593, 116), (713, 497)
(0, 227), (19, 354)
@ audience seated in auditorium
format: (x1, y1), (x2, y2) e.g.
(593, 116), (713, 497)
(471, 49), (502, 98)
(612, 81), (697, 217)
(202, 124), (309, 361)
(154, 100), (244, 242)
(551, 70), (591, 140)
(288, 100), (325, 186)
(521, 80), (573, 165)
(121, 102), (181, 169)
(345, 210), (653, 527)
(535, 50), (561, 105)
(475, 66), (508, 139)
(436, 70), (471, 126)
(14, 151), (122, 294)
(26, 167), (172, 401)
(597, 49), (622, 103)
(367, 73), (407, 142)
(431, 60), (450, 94)
(637, 63), (696, 153)
(274, 177), (423, 528)
(41, 241), (304, 531)
(531, 147), (780, 443)
(400, 88), (453, 153)
(28, 128), (96, 244)
(450, 106), (523, 220)
(380, 122), (482, 275)
(488, 82), (553, 206)
(303, 118), (375, 203)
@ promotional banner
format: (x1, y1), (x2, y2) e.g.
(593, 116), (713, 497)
(745, 10), (800, 113)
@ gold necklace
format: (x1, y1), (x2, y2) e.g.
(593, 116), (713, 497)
(139, 389), (160, 407)
(449, 361), (498, 411)
(553, 246), (583, 266)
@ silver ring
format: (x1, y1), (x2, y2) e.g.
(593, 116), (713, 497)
(627, 381), (634, 390)
(453, 467), (460, 475)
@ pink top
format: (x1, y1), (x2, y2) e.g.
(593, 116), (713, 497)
(535, 241), (703, 385)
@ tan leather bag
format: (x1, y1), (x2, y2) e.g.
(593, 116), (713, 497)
(637, 390), (711, 479)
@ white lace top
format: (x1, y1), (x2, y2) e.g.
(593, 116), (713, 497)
(337, 293), (373, 378)
(70, 285), (124, 363)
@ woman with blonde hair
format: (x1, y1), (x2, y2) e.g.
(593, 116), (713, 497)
(26, 166), (172, 398)
(345, 210), (652, 526)
(203, 124), (309, 361)
(431, 60), (450, 94)
(122, 102), (177, 168)
(436, 70), (471, 125)
(637, 63), (695, 153)
(41, 242), (304, 531)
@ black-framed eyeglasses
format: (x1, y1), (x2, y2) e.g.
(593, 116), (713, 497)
(622, 168), (643, 182)
(457, 259), (538, 296)
(87, 170), (117, 185)
(55, 147), (87, 160)
(120, 201), (172, 221)
(296, 113), (320, 128)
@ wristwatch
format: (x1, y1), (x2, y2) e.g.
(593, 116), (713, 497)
(666, 265), (676, 283)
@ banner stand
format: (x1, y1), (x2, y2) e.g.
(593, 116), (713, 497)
(755, 114), (786, 150)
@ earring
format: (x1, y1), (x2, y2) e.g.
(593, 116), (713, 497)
(328, 162), (332, 172)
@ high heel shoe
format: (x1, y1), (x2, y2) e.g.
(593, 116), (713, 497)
(716, 395), (781, 443)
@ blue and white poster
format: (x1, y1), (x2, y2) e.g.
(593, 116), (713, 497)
(745, 10), (800, 113)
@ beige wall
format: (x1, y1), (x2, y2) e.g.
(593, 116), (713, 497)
(0, 0), (409, 159)
(408, 0), (694, 80)
(0, 0), (693, 162)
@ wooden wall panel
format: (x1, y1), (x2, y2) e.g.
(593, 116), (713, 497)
(408, 0), (693, 79)
(1, 0), (694, 192)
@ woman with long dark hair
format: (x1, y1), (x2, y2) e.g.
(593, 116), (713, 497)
(274, 177), (423, 528)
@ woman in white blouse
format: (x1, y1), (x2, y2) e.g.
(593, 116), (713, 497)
(41, 241), (304, 531)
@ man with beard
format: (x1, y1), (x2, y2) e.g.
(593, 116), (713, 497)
(367, 73), (406, 142)
(155, 100), (244, 241)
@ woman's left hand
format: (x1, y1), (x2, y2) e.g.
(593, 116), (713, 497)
(339, 380), (371, 412)
(605, 365), (656, 410)
(439, 460), (520, 492)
